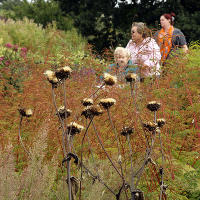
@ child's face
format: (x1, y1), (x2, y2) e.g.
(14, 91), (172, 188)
(114, 51), (129, 67)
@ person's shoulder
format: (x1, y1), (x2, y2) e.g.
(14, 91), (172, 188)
(173, 27), (184, 35)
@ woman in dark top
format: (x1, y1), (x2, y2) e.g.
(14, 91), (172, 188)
(155, 12), (188, 64)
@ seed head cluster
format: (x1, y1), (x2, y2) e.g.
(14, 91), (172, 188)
(81, 105), (103, 119)
(156, 118), (166, 128)
(55, 66), (72, 80)
(81, 98), (94, 106)
(99, 98), (116, 109)
(125, 72), (137, 83)
(67, 122), (84, 135)
(44, 70), (59, 87)
(147, 101), (161, 112)
(143, 121), (157, 132)
(103, 73), (117, 86)
(18, 108), (33, 117)
(57, 106), (72, 120)
(120, 126), (134, 136)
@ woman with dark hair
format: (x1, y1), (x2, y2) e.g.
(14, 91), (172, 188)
(126, 22), (161, 78)
(155, 12), (188, 63)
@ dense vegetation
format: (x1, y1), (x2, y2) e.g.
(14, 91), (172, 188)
(0, 0), (200, 51)
(0, 17), (200, 200)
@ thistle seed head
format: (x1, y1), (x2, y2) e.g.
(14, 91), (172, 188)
(103, 73), (117, 86)
(125, 72), (137, 83)
(143, 121), (157, 132)
(81, 98), (94, 106)
(67, 122), (84, 135)
(156, 118), (166, 128)
(99, 98), (116, 109)
(18, 108), (33, 117)
(81, 105), (103, 119)
(120, 126), (134, 136)
(132, 189), (145, 200)
(147, 101), (161, 112)
(55, 66), (72, 80)
(57, 106), (72, 120)
(44, 69), (59, 87)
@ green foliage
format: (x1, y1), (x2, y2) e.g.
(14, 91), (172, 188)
(0, 0), (74, 31)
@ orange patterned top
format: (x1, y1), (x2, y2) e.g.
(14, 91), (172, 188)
(157, 26), (174, 63)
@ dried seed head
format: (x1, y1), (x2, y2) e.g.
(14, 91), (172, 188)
(147, 101), (161, 112)
(25, 109), (33, 117)
(155, 127), (161, 134)
(99, 98), (116, 109)
(18, 108), (33, 117)
(67, 122), (84, 135)
(125, 72), (137, 82)
(118, 155), (122, 164)
(132, 189), (145, 200)
(143, 121), (157, 132)
(156, 118), (166, 128)
(55, 66), (72, 80)
(103, 73), (117, 86)
(120, 126), (134, 136)
(81, 105), (103, 119)
(44, 69), (59, 87)
(82, 98), (94, 106)
(160, 184), (168, 193)
(56, 106), (72, 119)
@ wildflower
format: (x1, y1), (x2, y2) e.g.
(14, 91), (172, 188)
(143, 121), (157, 132)
(18, 108), (33, 117)
(5, 43), (13, 48)
(103, 73), (117, 86)
(99, 98), (116, 109)
(81, 98), (93, 106)
(21, 47), (27, 52)
(146, 101), (161, 112)
(13, 45), (18, 52)
(67, 122), (84, 135)
(125, 72), (137, 83)
(44, 70), (59, 87)
(81, 105), (103, 119)
(55, 66), (72, 80)
(56, 106), (72, 120)
(156, 118), (166, 128)
(0, 57), (4, 62)
(120, 126), (134, 136)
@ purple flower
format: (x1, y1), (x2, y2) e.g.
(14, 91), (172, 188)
(5, 43), (13, 48)
(13, 45), (18, 52)
(5, 60), (11, 66)
(21, 47), (27, 52)
(0, 57), (4, 61)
